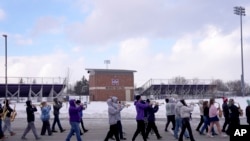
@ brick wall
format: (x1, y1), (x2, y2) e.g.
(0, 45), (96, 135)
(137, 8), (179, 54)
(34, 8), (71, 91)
(89, 71), (134, 101)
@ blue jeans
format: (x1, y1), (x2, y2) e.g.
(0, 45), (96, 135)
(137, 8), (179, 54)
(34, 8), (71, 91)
(200, 116), (215, 134)
(66, 122), (82, 141)
(174, 118), (189, 139)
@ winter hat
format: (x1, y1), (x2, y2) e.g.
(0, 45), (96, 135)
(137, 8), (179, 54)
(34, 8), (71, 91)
(76, 100), (81, 104)
(247, 99), (250, 106)
(223, 97), (228, 102)
(26, 100), (32, 106)
(135, 95), (141, 101)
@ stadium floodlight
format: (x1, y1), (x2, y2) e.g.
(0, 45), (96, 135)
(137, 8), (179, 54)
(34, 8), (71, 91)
(104, 60), (110, 69)
(234, 6), (246, 97)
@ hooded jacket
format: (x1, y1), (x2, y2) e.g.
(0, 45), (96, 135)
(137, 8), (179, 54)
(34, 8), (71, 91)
(228, 103), (240, 120)
(180, 103), (194, 118)
(107, 98), (122, 125)
(111, 96), (125, 121)
(53, 98), (63, 115)
(222, 102), (229, 118)
(26, 100), (37, 122)
(145, 104), (159, 122)
(134, 100), (149, 120)
(68, 99), (83, 122)
(174, 101), (183, 119)
(198, 100), (204, 116)
(40, 104), (51, 121)
(165, 99), (176, 116)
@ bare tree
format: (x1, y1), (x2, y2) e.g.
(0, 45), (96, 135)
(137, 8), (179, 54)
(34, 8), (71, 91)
(211, 79), (228, 91)
(226, 80), (242, 96)
(172, 76), (188, 84)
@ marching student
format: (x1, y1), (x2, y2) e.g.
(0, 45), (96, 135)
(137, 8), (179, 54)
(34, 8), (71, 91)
(195, 100), (204, 132)
(222, 97), (229, 132)
(226, 99), (240, 136)
(207, 98), (227, 137)
(109, 97), (127, 140)
(65, 99), (84, 141)
(165, 98), (176, 132)
(246, 99), (250, 125)
(179, 99), (195, 141)
(40, 101), (52, 136)
(145, 99), (162, 140)
(114, 98), (126, 140)
(199, 101), (216, 135)
(104, 97), (122, 141)
(174, 100), (189, 140)
(2, 99), (16, 136)
(80, 102), (88, 134)
(0, 103), (6, 140)
(75, 100), (88, 135)
(21, 100), (41, 140)
(132, 95), (149, 141)
(52, 98), (66, 133)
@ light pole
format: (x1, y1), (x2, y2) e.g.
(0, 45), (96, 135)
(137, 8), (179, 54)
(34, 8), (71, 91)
(2, 34), (7, 98)
(104, 60), (110, 69)
(234, 6), (246, 97)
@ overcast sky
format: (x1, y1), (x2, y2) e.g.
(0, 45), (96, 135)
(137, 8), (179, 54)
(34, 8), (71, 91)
(0, 0), (250, 87)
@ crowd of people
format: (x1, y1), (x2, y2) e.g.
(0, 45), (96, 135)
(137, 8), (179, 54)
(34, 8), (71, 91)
(103, 95), (250, 141)
(0, 98), (88, 141)
(0, 96), (249, 141)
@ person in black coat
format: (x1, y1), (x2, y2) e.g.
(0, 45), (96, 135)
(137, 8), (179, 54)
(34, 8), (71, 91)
(52, 98), (65, 133)
(145, 99), (162, 139)
(21, 100), (41, 140)
(245, 99), (250, 125)
(226, 99), (240, 136)
(222, 98), (229, 132)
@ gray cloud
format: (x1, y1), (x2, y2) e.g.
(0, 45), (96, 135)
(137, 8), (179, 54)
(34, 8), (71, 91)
(65, 0), (250, 45)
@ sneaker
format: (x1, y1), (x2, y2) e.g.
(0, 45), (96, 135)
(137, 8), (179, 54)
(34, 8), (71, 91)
(10, 132), (16, 136)
(220, 134), (228, 137)
(21, 137), (28, 140)
(52, 130), (58, 133)
(157, 136), (162, 140)
(83, 129), (88, 133)
(61, 129), (66, 133)
(207, 133), (214, 138)
(200, 133), (205, 135)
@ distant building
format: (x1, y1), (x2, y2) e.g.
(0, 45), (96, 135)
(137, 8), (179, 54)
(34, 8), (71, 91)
(86, 68), (136, 101)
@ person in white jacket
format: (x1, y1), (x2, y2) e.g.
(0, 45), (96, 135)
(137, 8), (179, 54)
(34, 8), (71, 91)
(179, 99), (195, 141)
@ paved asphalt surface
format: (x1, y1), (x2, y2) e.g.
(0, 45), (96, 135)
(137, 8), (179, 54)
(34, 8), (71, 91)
(2, 117), (247, 141)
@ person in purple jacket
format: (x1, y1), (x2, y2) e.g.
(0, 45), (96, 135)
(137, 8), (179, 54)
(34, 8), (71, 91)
(132, 95), (149, 141)
(66, 99), (84, 141)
